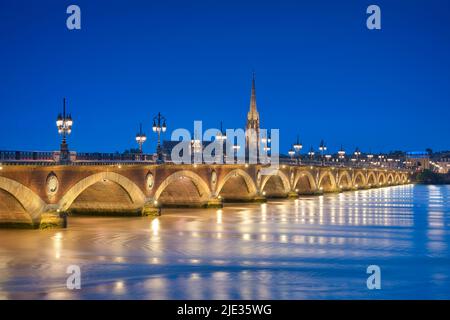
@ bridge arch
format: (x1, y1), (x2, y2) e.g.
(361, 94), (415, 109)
(394, 173), (401, 184)
(216, 169), (257, 199)
(154, 170), (211, 204)
(318, 170), (337, 192)
(59, 171), (146, 211)
(0, 176), (47, 223)
(260, 170), (290, 197)
(293, 171), (317, 194)
(367, 171), (377, 186)
(378, 172), (387, 185)
(387, 173), (395, 184)
(401, 173), (408, 183)
(352, 171), (367, 188)
(337, 171), (352, 189)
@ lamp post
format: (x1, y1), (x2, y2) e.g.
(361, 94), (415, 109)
(152, 112), (167, 163)
(135, 123), (147, 155)
(215, 121), (227, 163)
(338, 145), (346, 166)
(233, 145), (241, 164)
(191, 134), (202, 163)
(56, 98), (73, 163)
(319, 140), (327, 166)
(288, 147), (295, 164)
(308, 146), (315, 161)
(367, 153), (374, 167)
(354, 147), (361, 167)
(378, 154), (385, 167)
(261, 131), (271, 164)
(293, 135), (303, 164)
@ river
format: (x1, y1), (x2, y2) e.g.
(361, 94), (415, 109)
(0, 184), (449, 299)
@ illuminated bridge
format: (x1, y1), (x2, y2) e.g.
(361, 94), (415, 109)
(0, 152), (410, 228)
(0, 78), (411, 228)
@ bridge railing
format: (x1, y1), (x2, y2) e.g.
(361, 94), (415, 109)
(75, 152), (155, 162)
(0, 151), (55, 162)
(0, 150), (406, 170)
(0, 150), (157, 165)
(278, 158), (406, 170)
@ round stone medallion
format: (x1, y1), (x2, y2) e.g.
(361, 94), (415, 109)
(146, 173), (155, 191)
(46, 173), (59, 196)
(211, 170), (217, 189)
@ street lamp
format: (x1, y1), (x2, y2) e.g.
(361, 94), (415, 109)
(233, 145), (241, 164)
(135, 123), (147, 154)
(152, 112), (167, 163)
(191, 136), (202, 163)
(293, 135), (303, 164)
(215, 121), (227, 163)
(308, 146), (315, 160)
(354, 147), (361, 166)
(215, 121), (227, 142)
(378, 154), (385, 167)
(261, 131), (271, 161)
(387, 158), (393, 168)
(56, 98), (73, 163)
(288, 147), (295, 163)
(319, 140), (327, 165)
(367, 153), (374, 167)
(338, 145), (346, 165)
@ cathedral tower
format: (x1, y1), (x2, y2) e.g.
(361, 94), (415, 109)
(246, 73), (260, 157)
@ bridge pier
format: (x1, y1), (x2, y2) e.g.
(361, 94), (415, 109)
(39, 211), (65, 229)
(297, 190), (323, 196)
(220, 195), (267, 204)
(253, 194), (267, 203)
(141, 200), (160, 216)
(287, 191), (299, 199)
(205, 197), (223, 208)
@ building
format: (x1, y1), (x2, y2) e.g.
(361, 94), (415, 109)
(430, 157), (450, 174)
(406, 151), (430, 171)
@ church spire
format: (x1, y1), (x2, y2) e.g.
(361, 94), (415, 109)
(246, 72), (260, 156)
(249, 72), (257, 116)
(247, 72), (259, 122)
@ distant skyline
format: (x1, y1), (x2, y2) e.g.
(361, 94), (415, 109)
(1, 0), (449, 154)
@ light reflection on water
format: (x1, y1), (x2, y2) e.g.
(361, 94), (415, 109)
(0, 185), (449, 299)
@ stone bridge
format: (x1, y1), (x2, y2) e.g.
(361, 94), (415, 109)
(0, 163), (410, 228)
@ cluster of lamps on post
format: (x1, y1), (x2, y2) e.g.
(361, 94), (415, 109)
(286, 139), (404, 168)
(135, 112), (167, 162)
(286, 136), (399, 167)
(55, 98), (73, 162)
(55, 98), (167, 163)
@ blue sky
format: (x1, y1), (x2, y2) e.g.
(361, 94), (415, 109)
(0, 0), (449, 154)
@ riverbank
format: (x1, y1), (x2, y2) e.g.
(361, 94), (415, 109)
(413, 170), (450, 184)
